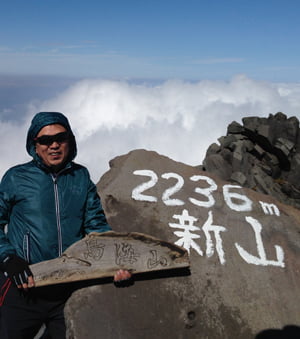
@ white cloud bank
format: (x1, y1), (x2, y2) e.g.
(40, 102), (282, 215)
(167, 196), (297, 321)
(1, 74), (300, 183)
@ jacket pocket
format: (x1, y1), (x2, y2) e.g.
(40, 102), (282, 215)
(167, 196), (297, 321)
(22, 231), (30, 263)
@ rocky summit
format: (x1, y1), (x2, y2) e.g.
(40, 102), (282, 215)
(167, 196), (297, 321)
(64, 148), (300, 339)
(202, 112), (300, 209)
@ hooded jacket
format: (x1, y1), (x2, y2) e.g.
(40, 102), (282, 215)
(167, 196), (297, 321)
(0, 112), (111, 264)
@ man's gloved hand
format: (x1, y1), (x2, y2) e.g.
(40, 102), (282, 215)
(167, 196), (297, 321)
(1, 255), (34, 288)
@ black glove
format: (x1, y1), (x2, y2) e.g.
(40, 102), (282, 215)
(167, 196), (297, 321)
(1, 255), (33, 286)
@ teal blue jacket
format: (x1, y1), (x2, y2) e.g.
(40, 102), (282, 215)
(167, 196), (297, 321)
(0, 112), (111, 264)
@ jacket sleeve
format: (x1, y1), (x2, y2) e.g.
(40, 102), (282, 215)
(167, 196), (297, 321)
(0, 171), (17, 261)
(83, 178), (112, 234)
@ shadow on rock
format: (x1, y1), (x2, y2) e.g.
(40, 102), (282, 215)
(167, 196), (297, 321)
(256, 325), (300, 339)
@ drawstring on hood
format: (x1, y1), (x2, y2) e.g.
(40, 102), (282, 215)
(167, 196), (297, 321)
(26, 112), (77, 167)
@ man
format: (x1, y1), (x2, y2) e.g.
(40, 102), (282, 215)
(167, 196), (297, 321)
(0, 112), (131, 338)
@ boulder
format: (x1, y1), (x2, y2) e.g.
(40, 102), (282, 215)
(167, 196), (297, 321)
(65, 149), (300, 339)
(203, 112), (300, 209)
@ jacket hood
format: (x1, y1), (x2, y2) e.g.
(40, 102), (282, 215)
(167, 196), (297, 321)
(26, 112), (77, 165)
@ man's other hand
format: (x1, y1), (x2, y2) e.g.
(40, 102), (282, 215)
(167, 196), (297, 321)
(113, 269), (132, 287)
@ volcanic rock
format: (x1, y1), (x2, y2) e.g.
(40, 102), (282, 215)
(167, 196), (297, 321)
(202, 112), (300, 209)
(64, 149), (300, 339)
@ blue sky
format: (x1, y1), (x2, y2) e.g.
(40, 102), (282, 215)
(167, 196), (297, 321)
(1, 0), (300, 81)
(1, 1), (300, 182)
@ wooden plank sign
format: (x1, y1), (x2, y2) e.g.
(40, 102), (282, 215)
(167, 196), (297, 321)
(30, 231), (190, 287)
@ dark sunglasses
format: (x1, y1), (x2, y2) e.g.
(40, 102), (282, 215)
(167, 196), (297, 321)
(34, 131), (70, 146)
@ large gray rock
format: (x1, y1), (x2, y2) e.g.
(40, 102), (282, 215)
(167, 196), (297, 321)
(65, 149), (300, 339)
(203, 112), (300, 209)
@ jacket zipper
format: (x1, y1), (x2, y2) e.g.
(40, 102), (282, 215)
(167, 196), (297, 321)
(23, 231), (30, 263)
(51, 174), (63, 257)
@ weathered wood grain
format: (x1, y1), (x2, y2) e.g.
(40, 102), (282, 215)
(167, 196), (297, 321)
(30, 231), (189, 287)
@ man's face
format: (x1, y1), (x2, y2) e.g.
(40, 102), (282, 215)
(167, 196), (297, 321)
(35, 124), (70, 171)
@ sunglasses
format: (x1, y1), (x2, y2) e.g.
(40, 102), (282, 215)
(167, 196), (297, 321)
(34, 131), (70, 146)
